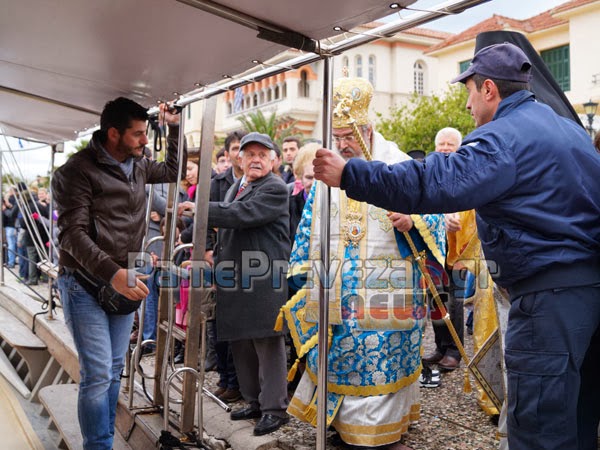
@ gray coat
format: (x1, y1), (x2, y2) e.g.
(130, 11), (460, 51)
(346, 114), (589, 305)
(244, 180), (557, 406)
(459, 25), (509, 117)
(208, 172), (290, 341)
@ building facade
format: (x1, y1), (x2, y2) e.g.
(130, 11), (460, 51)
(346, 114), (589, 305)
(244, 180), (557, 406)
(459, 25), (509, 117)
(184, 0), (599, 147)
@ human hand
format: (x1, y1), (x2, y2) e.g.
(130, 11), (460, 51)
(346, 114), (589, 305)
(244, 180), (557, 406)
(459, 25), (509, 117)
(445, 213), (461, 232)
(387, 212), (413, 232)
(111, 268), (149, 301)
(177, 201), (195, 216)
(158, 102), (181, 127)
(204, 250), (214, 267)
(313, 148), (346, 187)
(150, 251), (159, 267)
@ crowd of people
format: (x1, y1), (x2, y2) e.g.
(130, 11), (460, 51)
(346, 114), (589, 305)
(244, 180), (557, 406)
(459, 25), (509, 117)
(9, 40), (594, 450)
(2, 182), (53, 285)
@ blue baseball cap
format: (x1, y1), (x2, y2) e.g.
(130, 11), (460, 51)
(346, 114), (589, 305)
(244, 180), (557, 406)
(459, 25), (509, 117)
(239, 132), (274, 151)
(451, 42), (532, 84)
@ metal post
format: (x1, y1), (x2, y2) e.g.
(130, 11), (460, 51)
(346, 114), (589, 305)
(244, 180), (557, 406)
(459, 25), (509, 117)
(127, 147), (158, 403)
(180, 95), (217, 433)
(154, 110), (187, 405)
(46, 145), (56, 319)
(0, 145), (4, 286)
(316, 56), (333, 450)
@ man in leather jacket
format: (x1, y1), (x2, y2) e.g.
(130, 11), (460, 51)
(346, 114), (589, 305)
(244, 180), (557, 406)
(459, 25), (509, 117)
(52, 97), (184, 450)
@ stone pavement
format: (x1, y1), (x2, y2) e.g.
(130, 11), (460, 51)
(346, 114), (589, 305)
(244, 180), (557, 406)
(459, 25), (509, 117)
(198, 323), (499, 450)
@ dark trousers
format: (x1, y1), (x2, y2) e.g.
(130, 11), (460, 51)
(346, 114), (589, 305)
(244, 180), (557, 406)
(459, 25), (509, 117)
(17, 245), (28, 279)
(431, 274), (464, 360)
(505, 285), (600, 450)
(230, 335), (289, 417)
(26, 245), (40, 282)
(211, 323), (238, 390)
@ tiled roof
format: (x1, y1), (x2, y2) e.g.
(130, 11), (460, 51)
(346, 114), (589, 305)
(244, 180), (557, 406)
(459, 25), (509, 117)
(425, 0), (598, 53)
(402, 27), (453, 39)
(551, 0), (598, 14)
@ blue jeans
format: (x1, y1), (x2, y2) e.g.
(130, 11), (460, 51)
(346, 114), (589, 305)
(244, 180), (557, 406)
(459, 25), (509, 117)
(5, 226), (16, 266)
(142, 269), (159, 342)
(57, 273), (135, 450)
(505, 285), (600, 450)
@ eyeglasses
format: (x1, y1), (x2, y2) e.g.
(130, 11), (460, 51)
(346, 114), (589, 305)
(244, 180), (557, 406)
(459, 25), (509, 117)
(333, 134), (356, 144)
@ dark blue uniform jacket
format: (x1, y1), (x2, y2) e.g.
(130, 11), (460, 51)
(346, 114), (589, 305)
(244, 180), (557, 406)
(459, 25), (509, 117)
(342, 90), (600, 288)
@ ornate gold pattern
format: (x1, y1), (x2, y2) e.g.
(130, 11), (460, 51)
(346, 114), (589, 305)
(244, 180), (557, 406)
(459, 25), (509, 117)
(332, 77), (373, 128)
(410, 215), (445, 266)
(342, 198), (366, 247)
(368, 206), (393, 233)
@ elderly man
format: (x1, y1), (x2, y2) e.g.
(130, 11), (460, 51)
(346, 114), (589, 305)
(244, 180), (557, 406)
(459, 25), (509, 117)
(280, 77), (445, 450)
(208, 132), (291, 436)
(313, 43), (600, 450)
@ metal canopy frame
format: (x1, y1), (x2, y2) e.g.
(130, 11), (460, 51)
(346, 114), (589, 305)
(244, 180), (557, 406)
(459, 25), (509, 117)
(157, 0), (489, 110)
(0, 0), (488, 144)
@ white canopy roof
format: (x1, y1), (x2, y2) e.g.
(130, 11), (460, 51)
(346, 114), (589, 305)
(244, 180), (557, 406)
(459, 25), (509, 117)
(0, 0), (485, 144)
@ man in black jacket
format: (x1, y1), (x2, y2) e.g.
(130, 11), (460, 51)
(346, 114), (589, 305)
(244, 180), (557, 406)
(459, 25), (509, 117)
(52, 97), (183, 450)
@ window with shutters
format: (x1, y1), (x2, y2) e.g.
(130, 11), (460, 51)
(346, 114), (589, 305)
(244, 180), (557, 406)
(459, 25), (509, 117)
(541, 45), (570, 92)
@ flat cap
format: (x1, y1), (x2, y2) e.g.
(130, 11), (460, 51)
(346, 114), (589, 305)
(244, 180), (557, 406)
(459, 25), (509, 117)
(239, 132), (274, 151)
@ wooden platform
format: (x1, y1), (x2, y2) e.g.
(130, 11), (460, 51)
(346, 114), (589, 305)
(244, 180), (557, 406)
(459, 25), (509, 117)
(39, 384), (134, 450)
(0, 374), (44, 450)
(0, 303), (60, 400)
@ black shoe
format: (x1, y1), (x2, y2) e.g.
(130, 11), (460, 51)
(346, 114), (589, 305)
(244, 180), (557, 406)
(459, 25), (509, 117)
(253, 414), (289, 436)
(141, 345), (155, 356)
(173, 349), (185, 364)
(419, 368), (441, 388)
(25, 279), (38, 286)
(230, 406), (261, 421)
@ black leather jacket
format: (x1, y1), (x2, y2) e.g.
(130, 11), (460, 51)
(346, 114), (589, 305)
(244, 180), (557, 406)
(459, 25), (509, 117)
(52, 127), (185, 283)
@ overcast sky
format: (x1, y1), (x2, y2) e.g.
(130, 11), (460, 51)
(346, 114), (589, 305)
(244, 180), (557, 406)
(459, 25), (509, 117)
(0, 137), (73, 184)
(5, 0), (572, 182)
